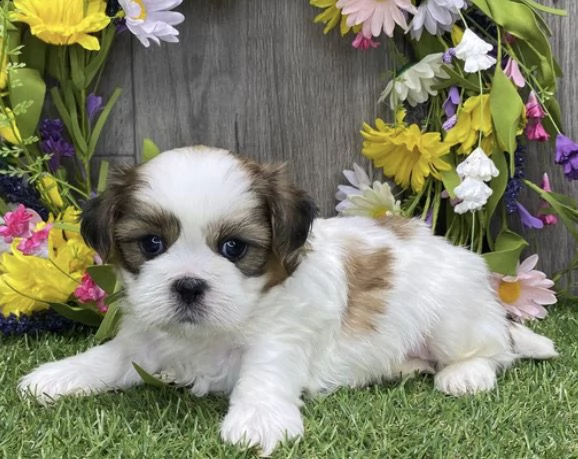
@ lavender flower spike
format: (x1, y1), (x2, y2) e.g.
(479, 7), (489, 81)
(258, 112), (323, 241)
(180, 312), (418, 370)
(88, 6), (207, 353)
(39, 119), (75, 172)
(87, 93), (104, 124)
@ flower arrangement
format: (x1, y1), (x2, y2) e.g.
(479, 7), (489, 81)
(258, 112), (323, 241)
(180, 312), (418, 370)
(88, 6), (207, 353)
(0, 0), (184, 335)
(311, 0), (576, 321)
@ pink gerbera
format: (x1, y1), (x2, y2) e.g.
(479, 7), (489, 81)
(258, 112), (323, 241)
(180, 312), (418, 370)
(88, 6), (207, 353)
(490, 254), (557, 321)
(337, 0), (417, 38)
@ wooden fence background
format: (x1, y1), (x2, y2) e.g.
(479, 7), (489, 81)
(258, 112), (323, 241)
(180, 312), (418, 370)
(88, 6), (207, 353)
(97, 0), (577, 280)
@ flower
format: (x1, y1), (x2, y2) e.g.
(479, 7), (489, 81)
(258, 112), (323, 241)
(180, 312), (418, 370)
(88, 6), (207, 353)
(456, 147), (499, 182)
(444, 94), (497, 155)
(525, 92), (549, 142)
(443, 86), (460, 118)
(10, 0), (110, 51)
(504, 57), (525, 88)
(352, 32), (380, 50)
(516, 201), (544, 229)
(335, 163), (371, 203)
(453, 177), (493, 214)
(336, 0), (417, 38)
(36, 175), (64, 209)
(87, 93), (104, 124)
(0, 108), (22, 145)
(0, 169), (48, 219)
(504, 145), (525, 214)
(119, 0), (185, 47)
(442, 47), (455, 64)
(74, 273), (108, 313)
(0, 205), (42, 243)
(338, 181), (401, 218)
(16, 223), (52, 257)
(39, 119), (76, 172)
(555, 133), (578, 180)
(490, 254), (556, 321)
(362, 115), (452, 192)
(453, 29), (497, 73)
(537, 173), (558, 225)
(380, 53), (449, 109)
(311, 0), (353, 35)
(410, 0), (466, 40)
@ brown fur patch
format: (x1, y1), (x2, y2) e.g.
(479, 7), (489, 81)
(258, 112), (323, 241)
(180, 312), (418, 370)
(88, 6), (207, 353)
(343, 245), (394, 333)
(115, 203), (181, 274)
(376, 214), (417, 240)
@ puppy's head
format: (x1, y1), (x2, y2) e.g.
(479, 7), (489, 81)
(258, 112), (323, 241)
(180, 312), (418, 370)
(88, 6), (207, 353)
(81, 146), (317, 330)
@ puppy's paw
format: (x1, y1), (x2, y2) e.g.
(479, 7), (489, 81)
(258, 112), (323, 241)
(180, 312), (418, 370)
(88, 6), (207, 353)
(19, 361), (95, 404)
(221, 399), (303, 456)
(434, 358), (497, 396)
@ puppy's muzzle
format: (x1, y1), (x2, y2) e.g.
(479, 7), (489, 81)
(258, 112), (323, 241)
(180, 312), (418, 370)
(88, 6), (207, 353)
(172, 277), (208, 306)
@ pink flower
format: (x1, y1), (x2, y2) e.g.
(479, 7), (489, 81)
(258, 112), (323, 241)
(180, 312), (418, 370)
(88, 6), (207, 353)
(526, 120), (550, 142)
(490, 254), (557, 321)
(0, 204), (42, 243)
(537, 173), (558, 225)
(352, 32), (380, 50)
(337, 0), (417, 38)
(74, 273), (108, 313)
(504, 57), (525, 88)
(525, 91), (550, 142)
(16, 223), (52, 256)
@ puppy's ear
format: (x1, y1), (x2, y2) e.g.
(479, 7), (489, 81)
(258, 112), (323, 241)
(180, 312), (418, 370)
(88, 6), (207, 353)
(80, 165), (138, 261)
(259, 163), (318, 274)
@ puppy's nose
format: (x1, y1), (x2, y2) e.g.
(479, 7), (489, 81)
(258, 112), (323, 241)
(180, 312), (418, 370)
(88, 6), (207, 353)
(172, 277), (208, 305)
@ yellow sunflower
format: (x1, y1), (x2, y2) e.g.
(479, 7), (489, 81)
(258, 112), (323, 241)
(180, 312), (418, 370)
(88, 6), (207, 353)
(10, 0), (110, 51)
(362, 116), (452, 193)
(444, 94), (497, 155)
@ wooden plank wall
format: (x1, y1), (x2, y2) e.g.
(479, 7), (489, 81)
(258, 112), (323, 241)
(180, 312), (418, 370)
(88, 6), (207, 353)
(97, 0), (577, 281)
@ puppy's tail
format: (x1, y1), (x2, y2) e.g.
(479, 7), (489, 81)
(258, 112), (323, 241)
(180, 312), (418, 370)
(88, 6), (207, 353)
(509, 322), (559, 359)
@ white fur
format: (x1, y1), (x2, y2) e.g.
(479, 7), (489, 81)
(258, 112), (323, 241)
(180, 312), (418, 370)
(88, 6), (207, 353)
(19, 146), (558, 456)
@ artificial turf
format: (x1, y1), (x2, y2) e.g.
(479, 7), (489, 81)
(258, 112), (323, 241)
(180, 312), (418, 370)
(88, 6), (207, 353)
(1, 302), (576, 458)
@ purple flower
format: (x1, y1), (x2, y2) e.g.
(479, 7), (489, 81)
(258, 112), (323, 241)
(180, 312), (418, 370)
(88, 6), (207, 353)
(39, 119), (75, 172)
(443, 86), (460, 118)
(87, 93), (103, 124)
(442, 114), (457, 131)
(516, 201), (544, 229)
(555, 133), (578, 180)
(442, 48), (456, 64)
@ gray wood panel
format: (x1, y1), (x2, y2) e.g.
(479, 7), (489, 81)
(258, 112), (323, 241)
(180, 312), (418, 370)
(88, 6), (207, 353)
(97, 0), (577, 281)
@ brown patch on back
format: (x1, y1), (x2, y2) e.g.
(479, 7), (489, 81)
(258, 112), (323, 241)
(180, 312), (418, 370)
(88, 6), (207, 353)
(375, 214), (418, 240)
(343, 245), (394, 333)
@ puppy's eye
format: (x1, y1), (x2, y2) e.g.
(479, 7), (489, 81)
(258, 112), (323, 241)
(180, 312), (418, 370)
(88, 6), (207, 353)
(139, 235), (166, 258)
(219, 239), (248, 261)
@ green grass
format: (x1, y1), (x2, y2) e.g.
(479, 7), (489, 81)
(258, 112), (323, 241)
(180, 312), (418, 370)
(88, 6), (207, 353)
(1, 302), (577, 459)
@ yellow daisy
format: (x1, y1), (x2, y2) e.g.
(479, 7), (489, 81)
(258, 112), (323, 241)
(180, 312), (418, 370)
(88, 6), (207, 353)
(310, 0), (355, 35)
(362, 117), (452, 193)
(11, 0), (110, 51)
(444, 94), (497, 155)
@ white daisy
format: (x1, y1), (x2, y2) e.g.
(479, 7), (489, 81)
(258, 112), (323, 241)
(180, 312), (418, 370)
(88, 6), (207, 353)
(119, 0), (185, 47)
(335, 163), (371, 204)
(453, 28), (496, 73)
(410, 0), (466, 40)
(379, 53), (450, 109)
(336, 171), (401, 218)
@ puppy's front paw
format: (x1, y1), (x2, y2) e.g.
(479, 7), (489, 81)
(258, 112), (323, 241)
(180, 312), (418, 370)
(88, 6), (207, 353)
(19, 360), (94, 404)
(221, 399), (303, 456)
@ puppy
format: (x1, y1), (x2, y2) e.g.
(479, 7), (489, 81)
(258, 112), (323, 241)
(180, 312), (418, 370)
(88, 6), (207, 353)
(20, 146), (558, 455)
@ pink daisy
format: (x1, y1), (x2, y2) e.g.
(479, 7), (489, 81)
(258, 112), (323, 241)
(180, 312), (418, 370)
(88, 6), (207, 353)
(337, 0), (417, 38)
(490, 254), (557, 321)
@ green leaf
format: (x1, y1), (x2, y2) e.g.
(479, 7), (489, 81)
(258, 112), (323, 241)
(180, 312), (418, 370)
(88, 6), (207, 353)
(87, 88), (122, 156)
(49, 302), (103, 327)
(21, 34), (48, 76)
(69, 45), (86, 90)
(97, 160), (109, 193)
(85, 27), (116, 87)
(95, 300), (121, 342)
(518, 0), (567, 16)
(441, 65), (480, 92)
(440, 168), (460, 199)
(132, 363), (169, 388)
(490, 67), (524, 156)
(52, 222), (81, 233)
(61, 84), (88, 155)
(142, 138), (161, 162)
(86, 264), (118, 294)
(482, 230), (528, 275)
(543, 96), (562, 135)
(8, 68), (46, 139)
(484, 151), (508, 232)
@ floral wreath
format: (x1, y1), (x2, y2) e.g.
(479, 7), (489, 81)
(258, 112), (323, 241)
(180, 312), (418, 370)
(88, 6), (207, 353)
(0, 0), (574, 338)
